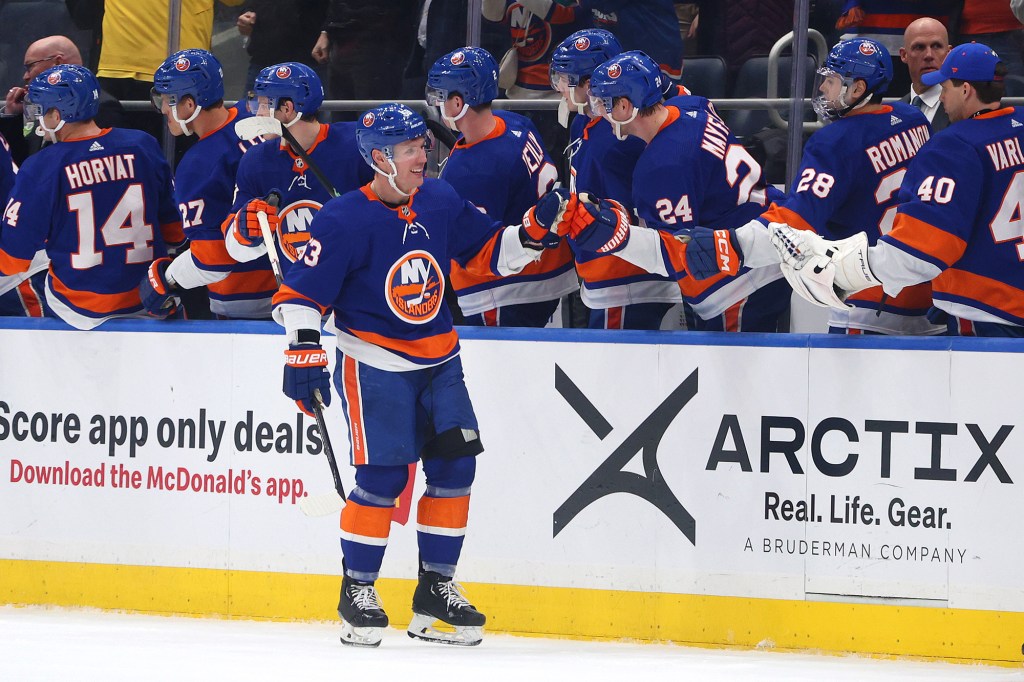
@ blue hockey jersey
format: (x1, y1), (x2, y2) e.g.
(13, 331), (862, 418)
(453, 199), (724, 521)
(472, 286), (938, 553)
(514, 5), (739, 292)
(0, 127), (181, 329)
(174, 106), (273, 317)
(632, 105), (783, 319)
(585, 0), (684, 80)
(273, 179), (535, 370)
(882, 106), (1024, 327)
(441, 110), (576, 315)
(761, 102), (941, 334)
(567, 113), (678, 309)
(227, 122), (372, 279)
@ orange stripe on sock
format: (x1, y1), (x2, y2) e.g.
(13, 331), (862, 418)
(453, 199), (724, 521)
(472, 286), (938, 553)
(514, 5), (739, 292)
(340, 499), (393, 539)
(417, 495), (470, 530)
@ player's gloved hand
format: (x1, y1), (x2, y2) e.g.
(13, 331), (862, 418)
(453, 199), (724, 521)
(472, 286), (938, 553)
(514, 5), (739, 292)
(283, 343), (332, 418)
(568, 194), (631, 255)
(520, 188), (576, 249)
(139, 257), (179, 317)
(232, 197), (281, 248)
(769, 224), (849, 309)
(673, 227), (743, 279)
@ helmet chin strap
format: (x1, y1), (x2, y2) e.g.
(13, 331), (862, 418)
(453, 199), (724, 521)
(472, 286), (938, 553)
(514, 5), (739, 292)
(371, 153), (412, 198)
(440, 102), (468, 131)
(605, 106), (638, 141)
(557, 87), (588, 128)
(37, 117), (65, 143)
(172, 101), (202, 136)
(283, 110), (302, 129)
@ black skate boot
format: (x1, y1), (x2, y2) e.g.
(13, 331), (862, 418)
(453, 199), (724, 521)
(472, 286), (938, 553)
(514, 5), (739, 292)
(337, 575), (388, 647)
(407, 570), (486, 646)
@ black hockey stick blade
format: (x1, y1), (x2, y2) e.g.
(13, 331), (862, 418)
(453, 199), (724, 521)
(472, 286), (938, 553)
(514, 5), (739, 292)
(299, 388), (347, 517)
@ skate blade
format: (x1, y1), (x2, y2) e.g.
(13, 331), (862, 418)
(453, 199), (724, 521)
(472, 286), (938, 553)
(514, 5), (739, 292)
(340, 620), (383, 648)
(406, 613), (483, 646)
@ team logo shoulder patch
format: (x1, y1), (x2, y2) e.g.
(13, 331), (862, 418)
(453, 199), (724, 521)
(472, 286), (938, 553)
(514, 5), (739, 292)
(385, 250), (444, 324)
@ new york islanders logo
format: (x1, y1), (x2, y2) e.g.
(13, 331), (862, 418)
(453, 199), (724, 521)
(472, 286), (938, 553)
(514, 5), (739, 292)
(607, 63), (622, 79)
(175, 57), (191, 71)
(362, 111), (375, 127)
(277, 199), (322, 262)
(574, 36), (591, 51)
(451, 51), (466, 66)
(858, 42), (876, 56)
(46, 71), (62, 85)
(276, 65), (292, 79)
(385, 250), (443, 324)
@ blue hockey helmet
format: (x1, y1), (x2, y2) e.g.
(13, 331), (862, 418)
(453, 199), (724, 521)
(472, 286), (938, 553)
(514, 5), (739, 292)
(813, 39), (892, 121)
(357, 104), (432, 197)
(425, 46), (499, 107)
(249, 62), (324, 116)
(550, 29), (624, 90)
(589, 50), (664, 113)
(25, 64), (100, 124)
(588, 51), (663, 139)
(152, 49), (224, 108)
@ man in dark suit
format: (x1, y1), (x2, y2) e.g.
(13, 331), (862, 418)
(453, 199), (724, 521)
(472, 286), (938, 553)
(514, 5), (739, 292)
(899, 17), (951, 132)
(0, 35), (123, 164)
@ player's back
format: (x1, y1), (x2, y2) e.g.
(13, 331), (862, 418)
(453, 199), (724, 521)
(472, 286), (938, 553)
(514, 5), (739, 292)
(634, 105), (769, 232)
(1, 127), (179, 327)
(175, 106), (274, 318)
(899, 106), (1024, 324)
(441, 110), (575, 319)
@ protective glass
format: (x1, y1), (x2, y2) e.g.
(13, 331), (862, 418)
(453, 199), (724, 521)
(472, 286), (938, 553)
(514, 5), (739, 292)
(588, 92), (613, 117)
(245, 92), (279, 116)
(549, 68), (582, 92)
(811, 67), (848, 122)
(424, 86), (448, 107)
(22, 98), (44, 126)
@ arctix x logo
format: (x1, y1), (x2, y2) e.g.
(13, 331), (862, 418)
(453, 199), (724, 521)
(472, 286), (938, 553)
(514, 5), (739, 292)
(553, 365), (698, 545)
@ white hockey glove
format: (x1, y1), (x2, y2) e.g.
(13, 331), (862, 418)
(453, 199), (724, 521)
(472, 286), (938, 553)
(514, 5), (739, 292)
(769, 224), (848, 310)
(826, 231), (882, 295)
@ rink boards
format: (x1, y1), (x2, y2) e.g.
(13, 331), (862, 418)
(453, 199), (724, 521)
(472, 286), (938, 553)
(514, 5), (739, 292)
(1, 319), (1023, 665)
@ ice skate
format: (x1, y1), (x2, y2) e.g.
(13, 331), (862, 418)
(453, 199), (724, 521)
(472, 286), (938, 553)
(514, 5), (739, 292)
(337, 576), (388, 647)
(407, 571), (486, 646)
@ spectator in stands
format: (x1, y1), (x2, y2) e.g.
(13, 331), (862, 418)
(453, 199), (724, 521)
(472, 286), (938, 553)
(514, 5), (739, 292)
(957, 0), (1024, 70)
(0, 35), (123, 164)
(237, 0), (328, 97)
(899, 17), (951, 131)
(312, 0), (417, 119)
(835, 0), (951, 96)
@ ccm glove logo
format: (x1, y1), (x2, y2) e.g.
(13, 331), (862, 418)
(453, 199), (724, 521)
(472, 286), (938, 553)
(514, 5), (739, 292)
(713, 230), (740, 275)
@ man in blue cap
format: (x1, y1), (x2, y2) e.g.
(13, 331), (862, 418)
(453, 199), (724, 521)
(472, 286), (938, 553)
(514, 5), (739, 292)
(773, 43), (1024, 337)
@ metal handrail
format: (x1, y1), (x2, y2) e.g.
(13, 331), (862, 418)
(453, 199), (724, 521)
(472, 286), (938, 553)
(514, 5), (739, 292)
(766, 29), (829, 131)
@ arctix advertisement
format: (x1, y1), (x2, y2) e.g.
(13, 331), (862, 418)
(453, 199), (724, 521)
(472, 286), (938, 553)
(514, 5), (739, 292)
(1, 325), (1022, 616)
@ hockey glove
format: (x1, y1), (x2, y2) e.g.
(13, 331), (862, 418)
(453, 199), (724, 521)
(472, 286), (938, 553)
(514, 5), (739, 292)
(231, 197), (281, 248)
(769, 224), (848, 310)
(674, 227), (743, 279)
(283, 343), (332, 418)
(520, 188), (576, 249)
(569, 195), (631, 255)
(139, 257), (179, 317)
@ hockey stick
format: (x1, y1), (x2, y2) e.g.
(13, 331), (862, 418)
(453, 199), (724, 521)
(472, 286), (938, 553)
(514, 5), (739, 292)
(256, 190), (283, 285)
(298, 388), (347, 517)
(235, 116), (341, 198)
